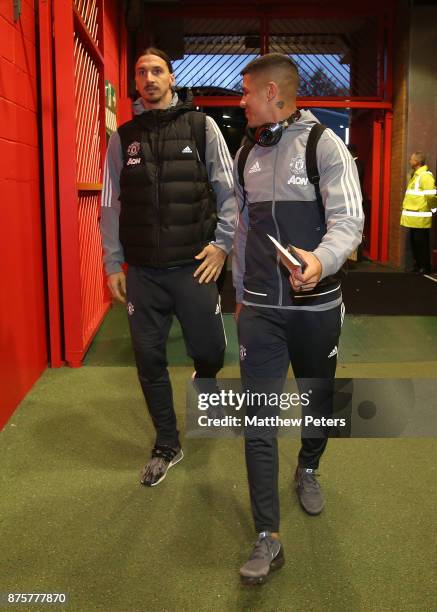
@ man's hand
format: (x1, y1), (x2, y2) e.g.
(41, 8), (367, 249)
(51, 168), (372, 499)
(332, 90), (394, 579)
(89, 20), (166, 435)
(194, 244), (227, 284)
(289, 247), (322, 292)
(234, 303), (243, 322)
(107, 271), (127, 303)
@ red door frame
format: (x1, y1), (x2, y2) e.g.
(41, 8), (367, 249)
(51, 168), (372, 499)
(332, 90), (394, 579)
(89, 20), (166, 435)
(50, 0), (110, 367)
(53, 0), (83, 366)
(157, 1), (395, 263)
(39, 0), (392, 368)
(196, 97), (393, 262)
(38, 0), (63, 367)
(370, 117), (383, 261)
(381, 111), (393, 262)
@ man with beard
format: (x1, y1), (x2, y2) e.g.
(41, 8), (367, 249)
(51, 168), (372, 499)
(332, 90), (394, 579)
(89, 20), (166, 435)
(100, 48), (235, 487)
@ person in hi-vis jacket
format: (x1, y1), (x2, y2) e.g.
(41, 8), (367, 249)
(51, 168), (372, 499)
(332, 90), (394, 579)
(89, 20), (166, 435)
(232, 53), (364, 584)
(100, 48), (235, 488)
(400, 151), (437, 274)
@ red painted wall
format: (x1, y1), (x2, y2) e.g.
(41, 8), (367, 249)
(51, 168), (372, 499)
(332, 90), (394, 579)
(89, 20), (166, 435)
(0, 0), (47, 429)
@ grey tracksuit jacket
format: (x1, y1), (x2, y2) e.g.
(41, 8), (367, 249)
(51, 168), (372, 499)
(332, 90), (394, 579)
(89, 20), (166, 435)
(232, 110), (364, 311)
(100, 94), (236, 275)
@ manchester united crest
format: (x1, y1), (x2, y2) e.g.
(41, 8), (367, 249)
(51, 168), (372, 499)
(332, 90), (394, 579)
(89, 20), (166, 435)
(127, 141), (141, 157)
(289, 154), (306, 175)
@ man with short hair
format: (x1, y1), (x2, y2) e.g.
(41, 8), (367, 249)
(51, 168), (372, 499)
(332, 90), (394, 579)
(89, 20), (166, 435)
(100, 48), (235, 487)
(400, 151), (436, 275)
(233, 53), (363, 583)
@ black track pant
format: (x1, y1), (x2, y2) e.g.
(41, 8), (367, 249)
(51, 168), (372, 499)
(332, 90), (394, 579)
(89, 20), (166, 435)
(409, 228), (431, 272)
(126, 264), (226, 448)
(238, 303), (343, 533)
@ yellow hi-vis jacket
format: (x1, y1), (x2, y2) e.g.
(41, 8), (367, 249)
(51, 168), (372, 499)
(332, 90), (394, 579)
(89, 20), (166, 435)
(400, 165), (437, 229)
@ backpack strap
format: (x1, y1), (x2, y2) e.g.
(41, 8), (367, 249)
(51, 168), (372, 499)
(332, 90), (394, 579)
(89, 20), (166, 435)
(306, 123), (326, 218)
(306, 123), (348, 279)
(188, 111), (206, 165)
(237, 141), (255, 212)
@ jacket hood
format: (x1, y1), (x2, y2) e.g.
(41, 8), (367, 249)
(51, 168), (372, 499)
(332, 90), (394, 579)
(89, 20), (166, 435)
(286, 109), (320, 132)
(132, 88), (194, 117)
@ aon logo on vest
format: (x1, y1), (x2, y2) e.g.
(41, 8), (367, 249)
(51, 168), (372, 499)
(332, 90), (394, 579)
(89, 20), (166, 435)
(288, 175), (309, 186)
(127, 157), (141, 166)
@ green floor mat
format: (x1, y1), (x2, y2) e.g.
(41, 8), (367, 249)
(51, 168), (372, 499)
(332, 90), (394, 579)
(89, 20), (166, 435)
(1, 366), (437, 611)
(84, 305), (437, 367)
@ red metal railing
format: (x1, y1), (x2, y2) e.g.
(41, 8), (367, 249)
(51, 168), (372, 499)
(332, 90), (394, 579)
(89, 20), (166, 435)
(74, 0), (99, 44)
(171, 15), (382, 99)
(78, 193), (108, 345)
(74, 36), (102, 185)
(173, 18), (261, 93)
(148, 3), (394, 262)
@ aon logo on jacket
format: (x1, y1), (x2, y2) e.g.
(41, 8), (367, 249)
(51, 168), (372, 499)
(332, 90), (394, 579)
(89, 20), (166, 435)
(288, 175), (309, 186)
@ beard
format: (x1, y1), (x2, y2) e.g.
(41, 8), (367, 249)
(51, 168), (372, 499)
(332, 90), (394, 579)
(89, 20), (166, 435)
(143, 87), (163, 102)
(138, 84), (173, 108)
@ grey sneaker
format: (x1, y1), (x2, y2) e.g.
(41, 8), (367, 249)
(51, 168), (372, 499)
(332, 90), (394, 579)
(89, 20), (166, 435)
(140, 445), (184, 487)
(295, 466), (325, 515)
(239, 532), (284, 585)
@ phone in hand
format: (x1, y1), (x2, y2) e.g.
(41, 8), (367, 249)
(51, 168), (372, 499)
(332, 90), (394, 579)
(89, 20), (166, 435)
(266, 234), (308, 274)
(286, 245), (308, 274)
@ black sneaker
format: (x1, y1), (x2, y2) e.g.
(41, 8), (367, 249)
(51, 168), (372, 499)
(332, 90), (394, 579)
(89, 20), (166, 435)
(140, 445), (184, 487)
(239, 532), (284, 585)
(191, 372), (226, 420)
(295, 466), (325, 515)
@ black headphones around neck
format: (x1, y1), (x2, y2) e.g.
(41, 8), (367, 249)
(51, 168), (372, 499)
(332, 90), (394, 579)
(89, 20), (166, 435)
(246, 109), (301, 147)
